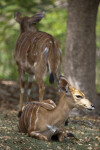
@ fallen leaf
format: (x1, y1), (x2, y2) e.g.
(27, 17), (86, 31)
(88, 147), (92, 150)
(6, 146), (11, 150)
(57, 146), (62, 150)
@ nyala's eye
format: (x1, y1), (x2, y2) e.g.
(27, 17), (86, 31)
(76, 95), (83, 98)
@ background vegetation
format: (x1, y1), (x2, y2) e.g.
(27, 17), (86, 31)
(0, 0), (100, 92)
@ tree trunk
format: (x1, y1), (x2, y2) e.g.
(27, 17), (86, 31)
(64, 0), (100, 103)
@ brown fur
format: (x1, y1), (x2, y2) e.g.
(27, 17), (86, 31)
(19, 76), (94, 142)
(14, 12), (62, 113)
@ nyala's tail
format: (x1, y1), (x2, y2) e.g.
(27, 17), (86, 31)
(48, 40), (62, 85)
(49, 72), (54, 84)
(49, 72), (59, 84)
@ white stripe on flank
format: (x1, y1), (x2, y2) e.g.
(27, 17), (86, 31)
(25, 44), (30, 64)
(18, 37), (27, 58)
(34, 106), (40, 130)
(29, 106), (35, 129)
(48, 100), (56, 107)
(49, 100), (54, 103)
(43, 102), (55, 108)
(31, 34), (40, 43)
(24, 107), (27, 127)
(23, 104), (30, 127)
(27, 105), (32, 127)
(40, 38), (49, 49)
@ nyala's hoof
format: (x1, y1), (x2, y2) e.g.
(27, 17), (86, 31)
(17, 111), (22, 118)
(67, 132), (75, 137)
(65, 119), (68, 126)
(64, 136), (67, 142)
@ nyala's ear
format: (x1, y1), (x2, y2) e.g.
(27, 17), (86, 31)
(14, 11), (22, 23)
(59, 75), (69, 93)
(28, 11), (45, 24)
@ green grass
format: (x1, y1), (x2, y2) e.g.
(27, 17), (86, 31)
(0, 111), (100, 150)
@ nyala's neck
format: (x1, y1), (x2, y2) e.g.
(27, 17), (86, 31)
(48, 92), (75, 125)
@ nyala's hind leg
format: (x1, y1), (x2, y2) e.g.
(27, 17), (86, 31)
(27, 74), (34, 102)
(28, 131), (48, 141)
(35, 77), (45, 102)
(34, 64), (47, 102)
(18, 68), (25, 117)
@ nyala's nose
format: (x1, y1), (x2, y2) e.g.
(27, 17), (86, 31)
(91, 104), (95, 109)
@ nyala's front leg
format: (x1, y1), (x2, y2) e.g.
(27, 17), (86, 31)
(28, 131), (48, 141)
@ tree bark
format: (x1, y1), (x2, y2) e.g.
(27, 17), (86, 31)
(64, 0), (100, 103)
